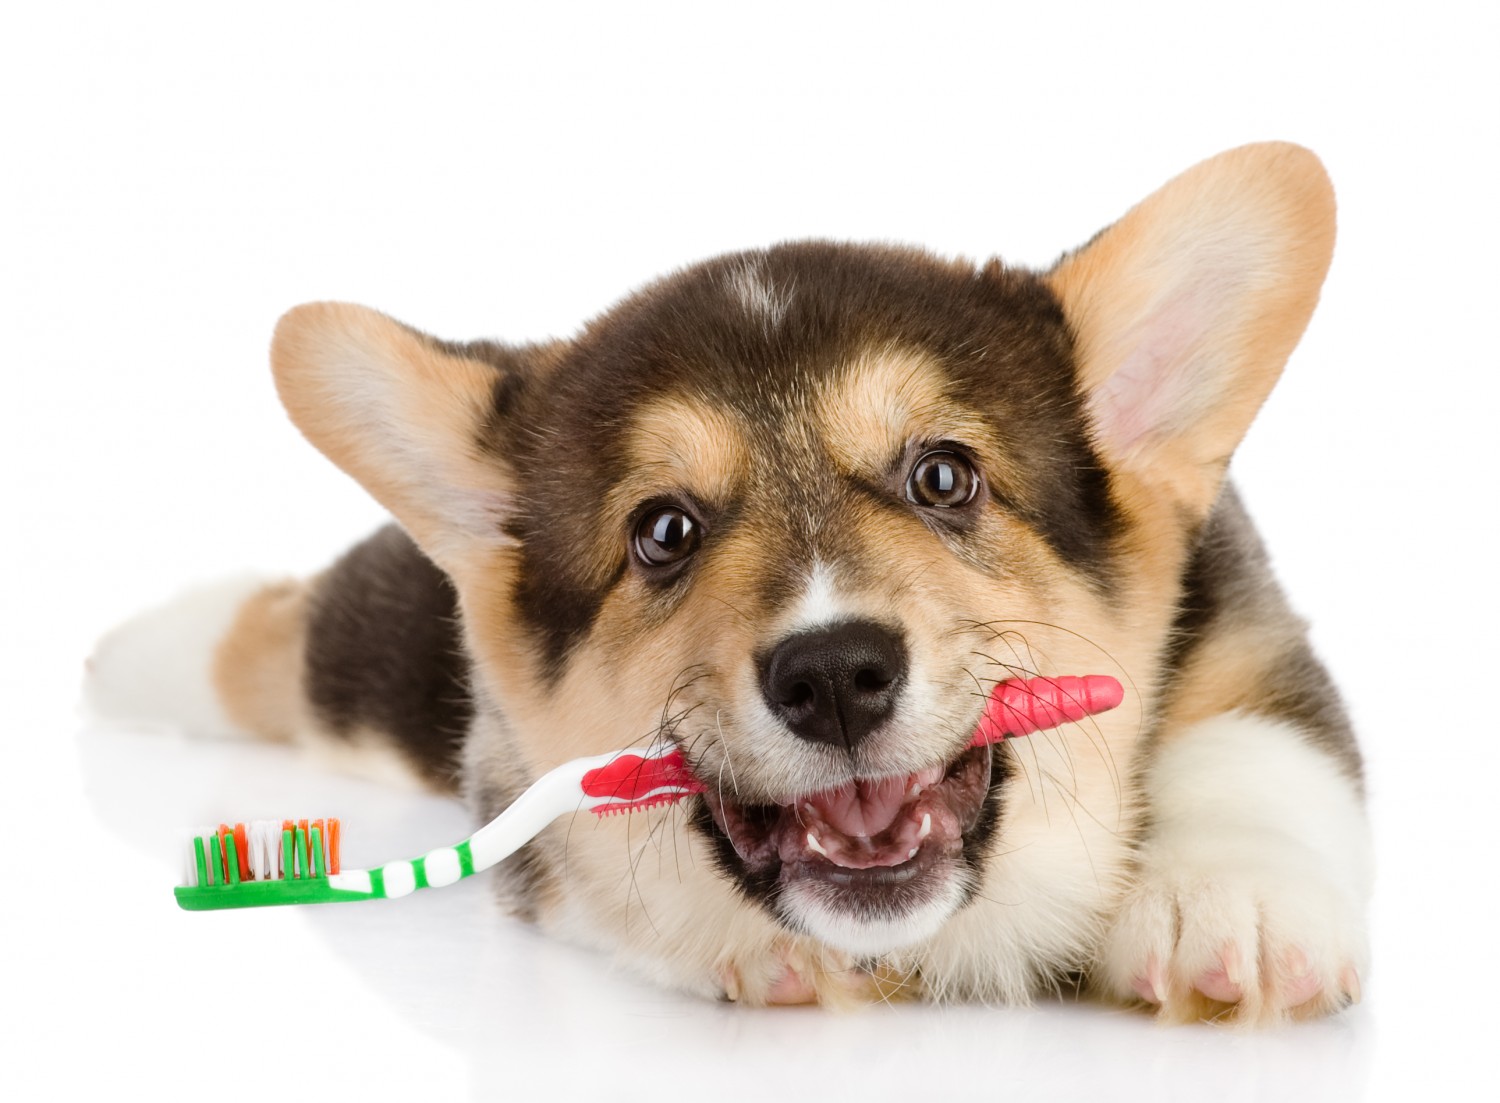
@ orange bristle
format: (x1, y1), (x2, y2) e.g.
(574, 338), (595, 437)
(232, 823), (250, 881)
(217, 825), (234, 882)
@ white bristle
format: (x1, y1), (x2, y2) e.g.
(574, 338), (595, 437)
(248, 821), (264, 880)
(246, 822), (261, 880)
(183, 840), (198, 888)
(254, 819), (283, 880)
(248, 820), (269, 880)
(267, 820), (281, 879)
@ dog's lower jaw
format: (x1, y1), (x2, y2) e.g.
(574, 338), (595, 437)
(779, 871), (972, 957)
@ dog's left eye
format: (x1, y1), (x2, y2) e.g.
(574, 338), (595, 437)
(907, 450), (980, 509)
(633, 506), (701, 568)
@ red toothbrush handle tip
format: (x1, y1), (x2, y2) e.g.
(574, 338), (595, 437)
(581, 749), (707, 807)
(972, 674), (1123, 745)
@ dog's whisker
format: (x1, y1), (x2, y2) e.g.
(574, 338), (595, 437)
(714, 708), (741, 798)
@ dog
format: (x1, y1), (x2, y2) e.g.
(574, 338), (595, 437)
(90, 141), (1370, 1022)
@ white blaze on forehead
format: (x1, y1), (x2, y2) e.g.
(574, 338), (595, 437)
(726, 261), (791, 329)
(788, 561), (848, 630)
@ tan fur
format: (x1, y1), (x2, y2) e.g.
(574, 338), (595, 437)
(1159, 627), (1287, 733)
(615, 398), (750, 518)
(212, 579), (310, 742)
(815, 349), (999, 476)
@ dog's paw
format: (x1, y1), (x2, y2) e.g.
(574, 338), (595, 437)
(1099, 838), (1367, 1025)
(715, 939), (916, 1008)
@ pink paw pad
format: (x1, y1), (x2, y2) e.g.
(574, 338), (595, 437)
(765, 964), (819, 1005)
(1193, 945), (1245, 1004)
(1279, 947), (1325, 1008)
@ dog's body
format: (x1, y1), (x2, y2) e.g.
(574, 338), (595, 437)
(92, 143), (1370, 1021)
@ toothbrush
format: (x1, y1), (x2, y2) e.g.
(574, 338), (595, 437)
(174, 744), (704, 910)
(174, 673), (1123, 911)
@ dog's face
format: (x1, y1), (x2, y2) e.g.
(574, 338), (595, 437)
(482, 246), (1132, 951)
(271, 143), (1334, 960)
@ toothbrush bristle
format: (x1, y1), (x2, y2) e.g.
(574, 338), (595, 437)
(180, 818), (342, 886)
(327, 818), (341, 874)
(592, 793), (686, 817)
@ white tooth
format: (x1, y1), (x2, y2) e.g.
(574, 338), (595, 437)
(917, 813), (931, 841)
(806, 832), (829, 858)
(907, 847), (919, 859)
(906, 783), (920, 801)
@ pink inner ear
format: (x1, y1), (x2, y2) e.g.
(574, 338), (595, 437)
(1086, 273), (1231, 457)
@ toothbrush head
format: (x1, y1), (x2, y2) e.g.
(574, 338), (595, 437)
(581, 747), (706, 816)
(174, 818), (375, 910)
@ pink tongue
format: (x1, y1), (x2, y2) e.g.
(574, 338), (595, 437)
(806, 776), (910, 838)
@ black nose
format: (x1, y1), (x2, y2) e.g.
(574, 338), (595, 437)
(759, 620), (908, 750)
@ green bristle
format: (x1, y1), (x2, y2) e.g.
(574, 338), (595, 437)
(208, 835), (222, 887)
(294, 825), (307, 878)
(225, 833), (240, 886)
(193, 835), (208, 888)
(310, 825), (324, 878)
(282, 828), (293, 881)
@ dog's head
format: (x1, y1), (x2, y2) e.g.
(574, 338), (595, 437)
(271, 143), (1333, 956)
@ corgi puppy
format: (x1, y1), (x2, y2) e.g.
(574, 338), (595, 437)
(90, 142), (1371, 1022)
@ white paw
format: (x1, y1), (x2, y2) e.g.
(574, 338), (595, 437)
(1100, 837), (1367, 1023)
(1101, 716), (1373, 1024)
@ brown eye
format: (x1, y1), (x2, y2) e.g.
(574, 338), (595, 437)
(634, 506), (701, 567)
(907, 450), (979, 508)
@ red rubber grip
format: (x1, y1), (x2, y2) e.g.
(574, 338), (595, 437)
(970, 674), (1124, 746)
(581, 750), (707, 802)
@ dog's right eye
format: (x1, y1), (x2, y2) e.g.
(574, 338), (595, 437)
(633, 506), (701, 569)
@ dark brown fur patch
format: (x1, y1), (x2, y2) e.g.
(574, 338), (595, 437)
(303, 525), (472, 791)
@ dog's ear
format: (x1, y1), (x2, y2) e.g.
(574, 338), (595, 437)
(1048, 142), (1335, 515)
(271, 303), (523, 576)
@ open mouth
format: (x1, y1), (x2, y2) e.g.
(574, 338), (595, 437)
(700, 743), (994, 917)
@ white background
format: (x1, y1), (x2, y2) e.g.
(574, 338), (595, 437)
(3, 2), (1496, 1099)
